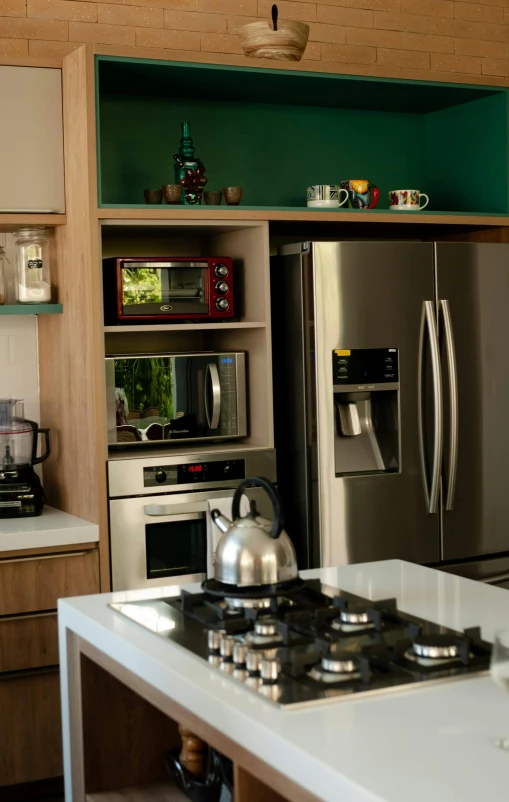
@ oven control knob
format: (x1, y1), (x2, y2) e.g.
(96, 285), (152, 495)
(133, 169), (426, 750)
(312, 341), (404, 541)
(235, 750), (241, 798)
(219, 635), (236, 661)
(261, 657), (281, 685)
(215, 263), (229, 278)
(216, 298), (229, 312)
(215, 281), (229, 295)
(155, 470), (167, 484)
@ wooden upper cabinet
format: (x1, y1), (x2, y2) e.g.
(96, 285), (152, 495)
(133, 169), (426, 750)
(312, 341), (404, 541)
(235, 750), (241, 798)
(0, 66), (65, 214)
(0, 549), (100, 616)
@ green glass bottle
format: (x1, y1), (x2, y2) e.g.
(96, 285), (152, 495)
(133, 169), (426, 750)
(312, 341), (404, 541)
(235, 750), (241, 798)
(173, 121), (207, 205)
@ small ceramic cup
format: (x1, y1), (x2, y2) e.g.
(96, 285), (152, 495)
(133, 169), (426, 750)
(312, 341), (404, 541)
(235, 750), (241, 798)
(341, 180), (379, 210)
(204, 190), (223, 205)
(144, 188), (163, 204)
(389, 189), (429, 211)
(307, 184), (348, 208)
(223, 187), (243, 206)
(162, 184), (183, 204)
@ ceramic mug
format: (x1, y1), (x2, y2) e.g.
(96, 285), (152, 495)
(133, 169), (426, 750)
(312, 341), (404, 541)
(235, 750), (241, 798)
(307, 184), (348, 208)
(340, 180), (379, 210)
(389, 189), (429, 211)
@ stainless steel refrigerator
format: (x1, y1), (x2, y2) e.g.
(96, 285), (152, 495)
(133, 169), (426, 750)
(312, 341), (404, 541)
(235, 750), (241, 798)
(273, 241), (509, 588)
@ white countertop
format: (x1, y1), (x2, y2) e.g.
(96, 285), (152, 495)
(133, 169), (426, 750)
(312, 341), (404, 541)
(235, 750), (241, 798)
(58, 561), (509, 802)
(0, 505), (99, 552)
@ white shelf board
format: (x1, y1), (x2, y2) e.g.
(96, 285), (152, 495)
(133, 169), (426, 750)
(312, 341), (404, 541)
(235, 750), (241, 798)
(104, 322), (266, 333)
(0, 505), (99, 552)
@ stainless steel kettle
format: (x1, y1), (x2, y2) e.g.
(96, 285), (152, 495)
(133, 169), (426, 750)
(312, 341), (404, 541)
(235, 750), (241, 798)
(210, 477), (298, 587)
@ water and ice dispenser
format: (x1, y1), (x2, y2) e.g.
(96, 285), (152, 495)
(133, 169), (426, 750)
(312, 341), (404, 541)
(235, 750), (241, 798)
(333, 348), (400, 476)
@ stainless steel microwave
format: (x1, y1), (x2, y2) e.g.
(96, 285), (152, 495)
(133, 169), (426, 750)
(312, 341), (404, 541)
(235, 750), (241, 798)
(105, 352), (247, 447)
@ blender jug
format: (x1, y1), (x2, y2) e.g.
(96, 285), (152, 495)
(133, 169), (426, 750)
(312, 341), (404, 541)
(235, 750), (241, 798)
(0, 399), (50, 471)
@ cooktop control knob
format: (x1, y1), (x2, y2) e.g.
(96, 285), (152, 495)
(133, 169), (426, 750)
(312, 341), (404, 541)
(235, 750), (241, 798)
(216, 298), (229, 312)
(155, 470), (167, 484)
(219, 634), (236, 661)
(208, 630), (223, 653)
(215, 281), (229, 294)
(261, 657), (281, 684)
(215, 263), (229, 278)
(233, 642), (248, 667)
(246, 649), (263, 675)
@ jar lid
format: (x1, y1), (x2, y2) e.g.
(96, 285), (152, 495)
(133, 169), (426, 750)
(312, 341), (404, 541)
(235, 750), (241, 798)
(14, 227), (48, 238)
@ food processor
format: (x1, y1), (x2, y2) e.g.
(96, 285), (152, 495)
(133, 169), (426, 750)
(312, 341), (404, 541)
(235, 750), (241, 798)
(0, 399), (51, 518)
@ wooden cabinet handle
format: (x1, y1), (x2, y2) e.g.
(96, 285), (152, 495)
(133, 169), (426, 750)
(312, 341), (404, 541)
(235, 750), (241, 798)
(178, 725), (207, 779)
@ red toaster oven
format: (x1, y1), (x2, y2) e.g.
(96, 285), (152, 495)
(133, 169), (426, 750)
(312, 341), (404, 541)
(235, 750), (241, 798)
(103, 256), (234, 323)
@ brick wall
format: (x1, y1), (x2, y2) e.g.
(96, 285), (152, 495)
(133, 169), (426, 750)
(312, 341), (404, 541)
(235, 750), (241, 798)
(0, 0), (509, 81)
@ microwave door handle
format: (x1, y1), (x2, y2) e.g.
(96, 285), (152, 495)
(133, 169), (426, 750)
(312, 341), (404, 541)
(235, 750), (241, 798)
(204, 363), (221, 430)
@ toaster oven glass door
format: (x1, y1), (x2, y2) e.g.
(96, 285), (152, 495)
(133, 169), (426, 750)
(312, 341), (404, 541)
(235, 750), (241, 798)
(120, 260), (208, 316)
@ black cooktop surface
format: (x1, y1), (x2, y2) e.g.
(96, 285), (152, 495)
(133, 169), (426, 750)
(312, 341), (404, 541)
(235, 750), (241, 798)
(110, 578), (491, 708)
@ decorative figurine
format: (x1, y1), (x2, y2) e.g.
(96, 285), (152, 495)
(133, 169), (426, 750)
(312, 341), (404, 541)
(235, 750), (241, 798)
(173, 122), (207, 205)
(340, 179), (379, 210)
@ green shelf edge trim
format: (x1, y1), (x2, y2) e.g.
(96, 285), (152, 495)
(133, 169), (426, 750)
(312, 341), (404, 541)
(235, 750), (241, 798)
(98, 205), (509, 218)
(0, 304), (63, 315)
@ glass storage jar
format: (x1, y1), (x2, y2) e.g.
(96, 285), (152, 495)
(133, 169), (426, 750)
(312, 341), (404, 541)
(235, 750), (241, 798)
(0, 247), (7, 305)
(14, 227), (51, 304)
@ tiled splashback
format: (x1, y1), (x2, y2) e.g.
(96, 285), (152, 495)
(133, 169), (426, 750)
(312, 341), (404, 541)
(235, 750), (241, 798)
(0, 233), (40, 424)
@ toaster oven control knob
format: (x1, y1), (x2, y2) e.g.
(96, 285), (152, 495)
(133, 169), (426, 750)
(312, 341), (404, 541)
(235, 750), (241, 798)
(215, 281), (229, 295)
(216, 298), (229, 312)
(215, 263), (229, 278)
(155, 470), (167, 484)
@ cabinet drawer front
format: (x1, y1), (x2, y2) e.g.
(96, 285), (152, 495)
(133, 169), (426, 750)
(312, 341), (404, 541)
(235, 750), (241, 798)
(0, 549), (100, 616)
(0, 670), (62, 787)
(0, 612), (59, 673)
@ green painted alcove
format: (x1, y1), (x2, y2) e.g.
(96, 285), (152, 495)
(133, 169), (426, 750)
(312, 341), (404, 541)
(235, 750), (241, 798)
(96, 57), (509, 215)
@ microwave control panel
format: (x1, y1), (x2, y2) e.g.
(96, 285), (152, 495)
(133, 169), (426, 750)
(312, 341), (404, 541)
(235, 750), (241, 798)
(143, 459), (246, 488)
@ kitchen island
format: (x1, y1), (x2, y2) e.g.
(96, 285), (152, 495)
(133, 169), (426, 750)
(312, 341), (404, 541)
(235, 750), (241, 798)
(58, 561), (509, 802)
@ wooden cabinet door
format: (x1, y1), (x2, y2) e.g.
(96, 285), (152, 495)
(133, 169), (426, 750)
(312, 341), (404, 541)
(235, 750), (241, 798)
(0, 670), (62, 787)
(0, 66), (65, 213)
(0, 549), (100, 616)
(0, 612), (59, 673)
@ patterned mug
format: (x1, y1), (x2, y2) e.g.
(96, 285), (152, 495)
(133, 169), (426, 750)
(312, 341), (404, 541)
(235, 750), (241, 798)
(389, 189), (429, 211)
(307, 184), (348, 208)
(340, 180), (379, 210)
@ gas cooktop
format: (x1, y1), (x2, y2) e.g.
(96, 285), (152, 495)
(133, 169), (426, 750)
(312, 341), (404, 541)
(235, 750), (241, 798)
(110, 579), (491, 708)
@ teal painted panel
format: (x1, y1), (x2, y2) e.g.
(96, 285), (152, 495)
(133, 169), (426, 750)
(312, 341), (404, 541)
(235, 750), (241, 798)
(97, 56), (501, 115)
(0, 304), (62, 315)
(99, 94), (427, 209)
(425, 92), (509, 214)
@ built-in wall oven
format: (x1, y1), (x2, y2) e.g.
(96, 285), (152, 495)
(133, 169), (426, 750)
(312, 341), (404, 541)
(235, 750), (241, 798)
(108, 449), (276, 591)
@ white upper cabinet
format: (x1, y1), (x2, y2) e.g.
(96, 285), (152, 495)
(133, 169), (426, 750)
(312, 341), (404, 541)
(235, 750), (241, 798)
(0, 66), (65, 214)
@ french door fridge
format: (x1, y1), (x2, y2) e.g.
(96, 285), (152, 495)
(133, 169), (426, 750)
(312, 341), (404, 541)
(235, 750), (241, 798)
(273, 241), (509, 585)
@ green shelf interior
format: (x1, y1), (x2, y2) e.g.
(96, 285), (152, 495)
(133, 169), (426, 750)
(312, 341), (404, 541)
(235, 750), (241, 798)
(96, 57), (509, 216)
(0, 304), (62, 315)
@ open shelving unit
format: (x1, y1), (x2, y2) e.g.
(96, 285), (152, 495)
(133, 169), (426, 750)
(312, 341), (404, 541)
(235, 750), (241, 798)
(95, 55), (509, 223)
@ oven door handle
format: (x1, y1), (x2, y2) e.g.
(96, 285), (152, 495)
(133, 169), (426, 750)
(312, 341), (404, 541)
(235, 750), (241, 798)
(204, 363), (221, 430)
(143, 505), (208, 517)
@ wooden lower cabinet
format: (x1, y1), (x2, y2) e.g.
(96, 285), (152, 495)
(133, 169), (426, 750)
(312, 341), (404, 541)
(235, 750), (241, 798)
(0, 549), (100, 616)
(0, 670), (62, 787)
(0, 612), (59, 673)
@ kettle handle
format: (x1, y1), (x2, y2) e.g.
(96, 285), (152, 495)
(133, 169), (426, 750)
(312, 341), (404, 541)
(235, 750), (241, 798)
(231, 476), (284, 539)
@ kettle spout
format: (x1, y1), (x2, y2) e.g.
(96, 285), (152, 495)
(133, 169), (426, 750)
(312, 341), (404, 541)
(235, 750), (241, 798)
(210, 509), (231, 534)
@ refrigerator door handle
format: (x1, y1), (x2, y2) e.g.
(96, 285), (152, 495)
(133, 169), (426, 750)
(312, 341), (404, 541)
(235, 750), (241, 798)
(440, 299), (459, 511)
(418, 300), (443, 514)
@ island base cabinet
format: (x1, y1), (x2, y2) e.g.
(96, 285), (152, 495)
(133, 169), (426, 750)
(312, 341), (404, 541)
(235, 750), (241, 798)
(234, 766), (292, 802)
(0, 669), (62, 787)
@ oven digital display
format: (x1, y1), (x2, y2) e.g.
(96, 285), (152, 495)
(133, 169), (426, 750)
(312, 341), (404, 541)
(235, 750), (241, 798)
(143, 460), (245, 487)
